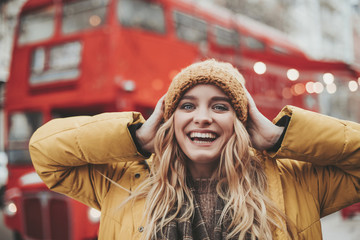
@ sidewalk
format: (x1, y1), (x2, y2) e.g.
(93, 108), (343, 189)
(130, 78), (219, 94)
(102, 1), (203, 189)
(321, 211), (360, 240)
(0, 210), (12, 240)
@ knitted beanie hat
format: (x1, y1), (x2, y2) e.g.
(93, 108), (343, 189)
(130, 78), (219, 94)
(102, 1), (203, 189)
(164, 59), (248, 123)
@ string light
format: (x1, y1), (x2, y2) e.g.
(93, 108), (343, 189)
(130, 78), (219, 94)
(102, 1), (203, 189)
(253, 62), (266, 75)
(306, 82), (315, 94)
(89, 15), (101, 27)
(323, 73), (334, 85)
(326, 83), (337, 94)
(313, 82), (324, 94)
(287, 69), (299, 81)
(349, 81), (359, 92)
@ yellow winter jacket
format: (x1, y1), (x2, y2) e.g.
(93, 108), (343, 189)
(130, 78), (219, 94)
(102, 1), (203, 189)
(29, 106), (360, 240)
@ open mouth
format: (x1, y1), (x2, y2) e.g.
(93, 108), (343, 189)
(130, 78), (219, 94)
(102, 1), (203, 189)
(189, 132), (218, 144)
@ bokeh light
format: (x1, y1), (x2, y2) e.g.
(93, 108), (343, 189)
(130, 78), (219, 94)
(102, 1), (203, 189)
(282, 87), (292, 99)
(323, 73), (334, 85)
(89, 15), (101, 27)
(313, 82), (324, 94)
(287, 68), (299, 81)
(293, 83), (305, 95)
(349, 80), (359, 92)
(326, 83), (337, 94)
(253, 62), (266, 75)
(305, 81), (314, 94)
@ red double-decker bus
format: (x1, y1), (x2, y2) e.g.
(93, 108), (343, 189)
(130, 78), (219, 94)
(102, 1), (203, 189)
(4, 0), (351, 239)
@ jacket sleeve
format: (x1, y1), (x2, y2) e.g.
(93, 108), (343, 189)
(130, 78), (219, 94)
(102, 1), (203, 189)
(270, 106), (360, 217)
(29, 111), (147, 210)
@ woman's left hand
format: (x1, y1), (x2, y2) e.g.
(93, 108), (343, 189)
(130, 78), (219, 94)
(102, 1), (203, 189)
(245, 89), (284, 151)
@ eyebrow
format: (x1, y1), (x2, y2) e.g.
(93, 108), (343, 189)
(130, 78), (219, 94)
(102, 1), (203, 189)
(181, 95), (230, 102)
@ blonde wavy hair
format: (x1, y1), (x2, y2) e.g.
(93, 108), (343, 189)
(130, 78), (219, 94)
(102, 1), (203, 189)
(120, 112), (293, 240)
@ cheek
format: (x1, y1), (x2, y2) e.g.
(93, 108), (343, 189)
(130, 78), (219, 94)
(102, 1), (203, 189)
(173, 111), (191, 129)
(173, 113), (184, 142)
(222, 116), (235, 138)
(174, 126), (181, 143)
(224, 127), (234, 141)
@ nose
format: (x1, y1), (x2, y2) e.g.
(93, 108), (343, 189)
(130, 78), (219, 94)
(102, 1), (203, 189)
(193, 108), (213, 126)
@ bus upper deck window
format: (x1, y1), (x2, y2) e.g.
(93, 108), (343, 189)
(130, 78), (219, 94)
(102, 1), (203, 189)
(18, 6), (55, 45)
(8, 112), (43, 165)
(214, 25), (239, 48)
(117, 0), (165, 33)
(271, 45), (290, 55)
(173, 11), (207, 44)
(244, 36), (265, 51)
(30, 42), (83, 85)
(62, 0), (109, 34)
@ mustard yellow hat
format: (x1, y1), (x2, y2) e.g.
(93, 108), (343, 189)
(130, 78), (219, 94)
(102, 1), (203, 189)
(164, 59), (248, 123)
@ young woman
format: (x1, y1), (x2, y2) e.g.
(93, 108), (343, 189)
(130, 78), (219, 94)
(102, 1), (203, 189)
(30, 59), (360, 240)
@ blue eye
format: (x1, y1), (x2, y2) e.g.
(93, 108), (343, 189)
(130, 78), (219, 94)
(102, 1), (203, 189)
(180, 103), (195, 110)
(213, 104), (229, 111)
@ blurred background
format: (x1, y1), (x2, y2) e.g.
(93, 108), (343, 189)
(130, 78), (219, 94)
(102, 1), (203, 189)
(0, 0), (360, 239)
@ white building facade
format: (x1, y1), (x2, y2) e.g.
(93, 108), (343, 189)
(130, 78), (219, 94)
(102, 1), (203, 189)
(215, 0), (360, 121)
(287, 0), (358, 64)
(287, 0), (360, 122)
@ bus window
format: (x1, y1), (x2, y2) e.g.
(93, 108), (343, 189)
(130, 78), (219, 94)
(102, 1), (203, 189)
(30, 41), (82, 85)
(62, 0), (109, 34)
(271, 45), (290, 55)
(8, 112), (43, 165)
(214, 25), (239, 48)
(18, 6), (55, 45)
(117, 0), (165, 33)
(173, 11), (207, 44)
(244, 36), (265, 50)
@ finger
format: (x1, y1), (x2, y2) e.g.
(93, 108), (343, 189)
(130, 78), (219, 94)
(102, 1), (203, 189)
(244, 88), (257, 112)
(147, 94), (166, 125)
(154, 94), (166, 114)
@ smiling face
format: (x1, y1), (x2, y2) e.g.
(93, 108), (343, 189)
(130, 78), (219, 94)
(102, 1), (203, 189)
(173, 84), (236, 178)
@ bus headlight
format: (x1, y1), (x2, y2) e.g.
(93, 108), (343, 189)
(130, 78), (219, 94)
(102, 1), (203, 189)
(88, 207), (101, 223)
(4, 201), (17, 217)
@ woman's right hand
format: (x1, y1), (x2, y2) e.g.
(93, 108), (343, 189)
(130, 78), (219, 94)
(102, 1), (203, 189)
(136, 95), (165, 153)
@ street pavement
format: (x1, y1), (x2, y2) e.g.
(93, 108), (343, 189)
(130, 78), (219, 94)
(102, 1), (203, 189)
(0, 210), (12, 240)
(321, 211), (360, 240)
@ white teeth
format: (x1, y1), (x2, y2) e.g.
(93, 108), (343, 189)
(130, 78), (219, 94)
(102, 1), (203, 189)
(189, 132), (216, 139)
(193, 140), (212, 144)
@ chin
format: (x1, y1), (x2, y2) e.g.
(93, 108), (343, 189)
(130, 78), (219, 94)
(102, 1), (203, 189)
(186, 155), (220, 165)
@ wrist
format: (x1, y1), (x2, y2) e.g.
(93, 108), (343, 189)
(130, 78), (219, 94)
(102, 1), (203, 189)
(266, 126), (285, 151)
(129, 123), (152, 157)
(267, 115), (291, 151)
(135, 130), (146, 148)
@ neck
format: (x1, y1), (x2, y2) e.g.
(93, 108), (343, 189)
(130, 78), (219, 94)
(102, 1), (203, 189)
(186, 160), (218, 178)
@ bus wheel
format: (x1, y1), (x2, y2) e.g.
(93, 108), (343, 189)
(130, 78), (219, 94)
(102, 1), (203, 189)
(13, 231), (23, 240)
